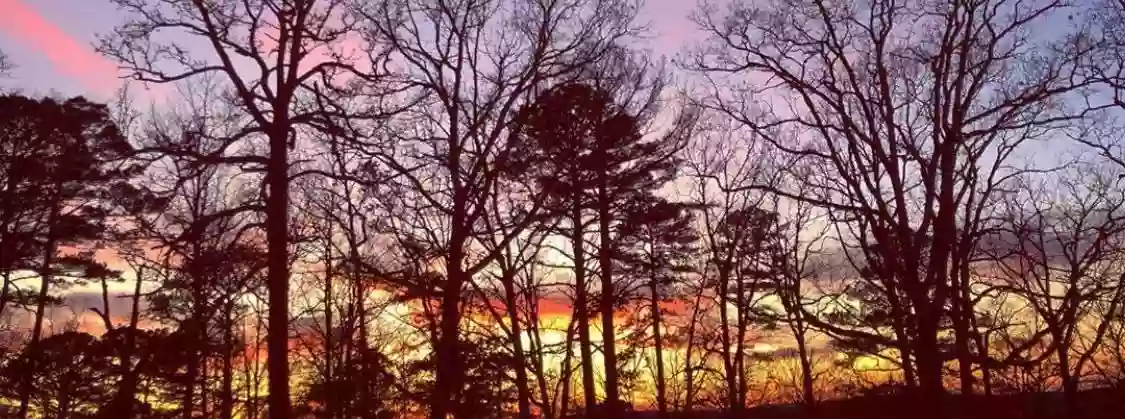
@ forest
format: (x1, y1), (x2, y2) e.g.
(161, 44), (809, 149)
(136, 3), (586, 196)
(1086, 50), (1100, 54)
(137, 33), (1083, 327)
(3, 0), (1125, 418)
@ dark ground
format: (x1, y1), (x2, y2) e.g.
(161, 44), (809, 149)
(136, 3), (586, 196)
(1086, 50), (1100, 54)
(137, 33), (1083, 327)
(620, 388), (1125, 419)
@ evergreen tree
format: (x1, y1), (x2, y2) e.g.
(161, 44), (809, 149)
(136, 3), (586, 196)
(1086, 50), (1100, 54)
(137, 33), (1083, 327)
(617, 197), (699, 418)
(0, 94), (136, 419)
(1, 331), (115, 418)
(510, 79), (689, 413)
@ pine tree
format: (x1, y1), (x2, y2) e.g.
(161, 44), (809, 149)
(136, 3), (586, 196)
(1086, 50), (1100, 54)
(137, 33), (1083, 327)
(509, 80), (687, 413)
(617, 197), (699, 418)
(0, 95), (136, 419)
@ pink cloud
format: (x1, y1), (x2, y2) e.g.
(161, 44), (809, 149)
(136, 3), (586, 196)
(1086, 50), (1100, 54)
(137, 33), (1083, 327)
(0, 0), (120, 95)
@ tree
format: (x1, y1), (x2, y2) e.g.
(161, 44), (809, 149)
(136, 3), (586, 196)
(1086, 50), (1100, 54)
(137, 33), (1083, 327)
(119, 99), (269, 418)
(687, 0), (1105, 411)
(299, 337), (399, 419)
(144, 167), (263, 418)
(765, 180), (829, 408)
(585, 76), (686, 413)
(508, 82), (603, 412)
(984, 163), (1125, 417)
(354, 1), (642, 416)
(509, 66), (693, 412)
(98, 2), (388, 416)
(471, 173), (556, 419)
(683, 122), (781, 412)
(0, 94), (137, 419)
(290, 147), (403, 419)
(617, 197), (698, 418)
(404, 333), (519, 419)
(1, 331), (115, 418)
(0, 96), (60, 321)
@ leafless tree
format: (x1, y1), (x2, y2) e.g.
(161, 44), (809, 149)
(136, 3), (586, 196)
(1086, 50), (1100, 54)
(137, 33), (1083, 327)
(683, 120), (780, 412)
(768, 177), (830, 408)
(97, 1), (399, 416)
(686, 0), (1106, 412)
(470, 175), (555, 419)
(985, 161), (1125, 417)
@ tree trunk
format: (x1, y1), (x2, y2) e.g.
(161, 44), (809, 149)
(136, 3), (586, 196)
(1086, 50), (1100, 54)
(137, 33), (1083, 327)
(58, 378), (72, 419)
(503, 273), (533, 419)
(244, 323), (262, 419)
(733, 267), (748, 413)
(649, 280), (668, 418)
(201, 354), (210, 418)
(913, 311), (946, 418)
(717, 268), (737, 412)
(341, 323), (352, 419)
(597, 180), (619, 413)
(794, 321), (815, 407)
(433, 239), (466, 419)
(1056, 334), (1080, 418)
(572, 208), (597, 413)
(950, 260), (974, 396)
(683, 285), (704, 412)
(357, 284), (370, 418)
(184, 257), (207, 419)
(559, 315), (577, 419)
(266, 125), (292, 419)
(220, 306), (235, 419)
(0, 271), (11, 321)
(0, 186), (16, 317)
(884, 280), (917, 390)
(432, 123), (473, 419)
(528, 299), (553, 419)
(323, 237), (335, 419)
(183, 319), (199, 419)
(977, 330), (993, 398)
(112, 265), (146, 419)
(915, 133), (957, 417)
(18, 204), (59, 419)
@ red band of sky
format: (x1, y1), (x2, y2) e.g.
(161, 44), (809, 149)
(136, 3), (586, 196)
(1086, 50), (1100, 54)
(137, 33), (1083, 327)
(0, 0), (120, 96)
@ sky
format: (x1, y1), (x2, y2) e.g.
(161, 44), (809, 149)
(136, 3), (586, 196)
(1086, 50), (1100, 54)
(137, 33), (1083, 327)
(0, 0), (701, 101)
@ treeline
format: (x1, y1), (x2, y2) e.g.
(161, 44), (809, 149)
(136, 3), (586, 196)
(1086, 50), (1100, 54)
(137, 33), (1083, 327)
(4, 0), (1125, 418)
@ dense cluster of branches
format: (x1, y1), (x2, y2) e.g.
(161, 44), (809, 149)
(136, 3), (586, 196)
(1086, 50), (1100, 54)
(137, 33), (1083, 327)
(6, 0), (1125, 418)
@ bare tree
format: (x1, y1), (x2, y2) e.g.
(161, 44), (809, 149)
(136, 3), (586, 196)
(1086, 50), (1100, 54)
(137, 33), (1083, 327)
(687, 0), (1105, 411)
(985, 162), (1125, 417)
(683, 120), (779, 412)
(471, 175), (555, 419)
(617, 196), (699, 418)
(97, 1), (397, 416)
(769, 177), (830, 408)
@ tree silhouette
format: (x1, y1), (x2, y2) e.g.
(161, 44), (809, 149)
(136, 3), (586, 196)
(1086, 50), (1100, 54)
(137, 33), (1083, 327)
(2, 331), (115, 418)
(355, 1), (644, 415)
(687, 0), (1105, 413)
(0, 94), (136, 419)
(510, 76), (692, 414)
(617, 197), (699, 418)
(5, 1), (1125, 418)
(984, 164), (1125, 417)
(97, 2), (392, 415)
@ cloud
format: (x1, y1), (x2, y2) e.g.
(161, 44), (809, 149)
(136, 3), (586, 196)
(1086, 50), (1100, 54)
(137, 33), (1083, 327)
(0, 0), (120, 96)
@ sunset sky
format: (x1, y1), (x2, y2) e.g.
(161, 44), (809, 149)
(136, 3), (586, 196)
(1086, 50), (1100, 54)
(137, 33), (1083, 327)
(2, 0), (1106, 410)
(0, 0), (698, 101)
